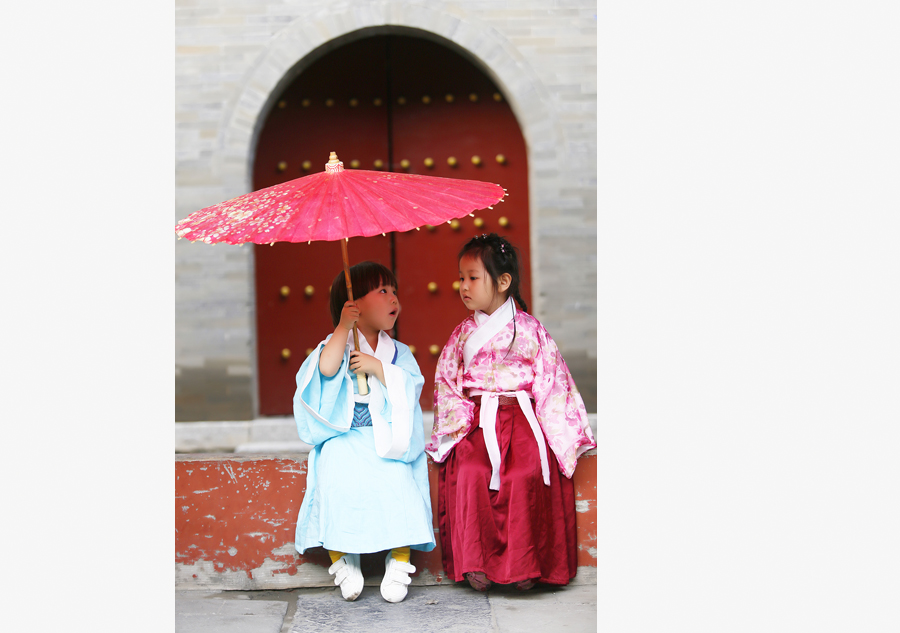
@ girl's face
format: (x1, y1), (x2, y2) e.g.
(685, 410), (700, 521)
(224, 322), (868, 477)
(458, 254), (507, 315)
(355, 283), (400, 334)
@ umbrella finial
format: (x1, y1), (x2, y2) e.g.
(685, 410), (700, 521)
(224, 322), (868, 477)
(326, 151), (344, 173)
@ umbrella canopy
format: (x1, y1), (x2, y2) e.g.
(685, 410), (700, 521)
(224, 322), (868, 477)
(177, 152), (507, 395)
(175, 152), (506, 244)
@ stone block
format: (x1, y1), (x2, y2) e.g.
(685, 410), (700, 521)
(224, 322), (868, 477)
(175, 596), (288, 633)
(175, 420), (252, 451)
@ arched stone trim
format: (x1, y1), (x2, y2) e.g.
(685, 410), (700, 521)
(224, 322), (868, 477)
(223, 2), (557, 181)
(217, 1), (561, 312)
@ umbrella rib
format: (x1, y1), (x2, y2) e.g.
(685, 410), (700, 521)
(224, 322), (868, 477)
(361, 175), (495, 227)
(357, 178), (418, 233)
(392, 174), (500, 209)
(342, 176), (395, 237)
(280, 176), (327, 242)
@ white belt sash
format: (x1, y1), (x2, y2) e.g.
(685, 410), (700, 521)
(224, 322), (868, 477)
(470, 389), (550, 491)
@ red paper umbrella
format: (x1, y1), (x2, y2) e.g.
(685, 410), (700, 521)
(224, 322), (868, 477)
(175, 152), (505, 245)
(176, 151), (507, 393)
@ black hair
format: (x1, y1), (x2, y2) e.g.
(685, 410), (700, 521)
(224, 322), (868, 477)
(458, 233), (527, 359)
(329, 261), (398, 327)
(457, 233), (527, 312)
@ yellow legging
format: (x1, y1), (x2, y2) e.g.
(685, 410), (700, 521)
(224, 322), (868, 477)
(329, 547), (410, 564)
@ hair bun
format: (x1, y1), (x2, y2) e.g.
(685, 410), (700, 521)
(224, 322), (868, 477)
(458, 232), (526, 313)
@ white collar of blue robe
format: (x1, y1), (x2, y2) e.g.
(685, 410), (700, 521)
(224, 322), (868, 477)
(343, 328), (412, 459)
(345, 328), (395, 370)
(464, 296), (515, 369)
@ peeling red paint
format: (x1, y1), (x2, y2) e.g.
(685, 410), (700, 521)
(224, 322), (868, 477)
(572, 454), (597, 566)
(176, 457), (310, 576)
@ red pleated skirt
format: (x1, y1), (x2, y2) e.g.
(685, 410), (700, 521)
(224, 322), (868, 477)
(437, 401), (577, 585)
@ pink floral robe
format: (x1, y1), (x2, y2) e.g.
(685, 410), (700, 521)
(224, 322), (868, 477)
(427, 300), (595, 476)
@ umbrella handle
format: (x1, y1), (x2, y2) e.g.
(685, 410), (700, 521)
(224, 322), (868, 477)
(351, 326), (368, 396)
(342, 239), (369, 396)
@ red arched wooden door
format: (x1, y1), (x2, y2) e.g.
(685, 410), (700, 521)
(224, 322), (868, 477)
(253, 34), (529, 415)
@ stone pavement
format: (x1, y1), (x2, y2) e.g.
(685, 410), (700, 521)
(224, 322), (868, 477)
(176, 582), (597, 633)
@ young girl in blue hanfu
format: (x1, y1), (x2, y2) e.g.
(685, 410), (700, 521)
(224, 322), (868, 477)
(293, 261), (435, 603)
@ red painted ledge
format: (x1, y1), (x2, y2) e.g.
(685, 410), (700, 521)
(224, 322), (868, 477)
(176, 452), (596, 590)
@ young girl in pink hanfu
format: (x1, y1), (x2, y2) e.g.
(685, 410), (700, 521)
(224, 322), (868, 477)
(427, 233), (596, 591)
(293, 261), (435, 603)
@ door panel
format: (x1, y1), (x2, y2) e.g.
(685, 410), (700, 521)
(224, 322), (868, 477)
(253, 35), (529, 414)
(389, 36), (530, 410)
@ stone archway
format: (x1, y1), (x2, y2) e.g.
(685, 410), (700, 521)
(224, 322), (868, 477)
(217, 2), (560, 295)
(249, 33), (534, 414)
(221, 4), (559, 189)
(209, 3), (566, 416)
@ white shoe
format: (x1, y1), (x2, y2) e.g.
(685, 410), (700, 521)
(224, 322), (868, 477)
(327, 553), (364, 601)
(380, 551), (415, 603)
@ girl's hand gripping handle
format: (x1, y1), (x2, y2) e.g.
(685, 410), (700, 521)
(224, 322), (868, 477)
(339, 301), (368, 395)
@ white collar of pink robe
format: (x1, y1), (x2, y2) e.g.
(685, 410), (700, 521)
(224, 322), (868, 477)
(465, 297), (551, 491)
(464, 296), (514, 369)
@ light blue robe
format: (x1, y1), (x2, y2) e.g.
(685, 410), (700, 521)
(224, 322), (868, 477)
(293, 329), (436, 555)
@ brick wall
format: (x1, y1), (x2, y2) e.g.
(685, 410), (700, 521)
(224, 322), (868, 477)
(175, 0), (597, 420)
